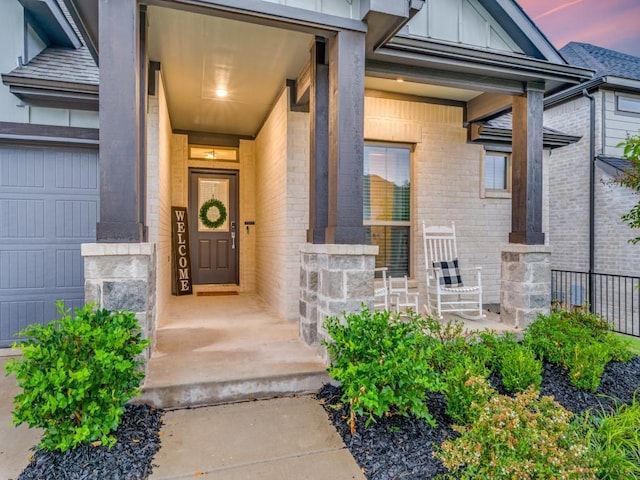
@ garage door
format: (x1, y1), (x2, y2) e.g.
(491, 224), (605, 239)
(0, 144), (99, 347)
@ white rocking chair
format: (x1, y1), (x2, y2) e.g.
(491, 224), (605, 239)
(422, 221), (484, 320)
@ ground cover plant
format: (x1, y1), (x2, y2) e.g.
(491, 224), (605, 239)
(6, 302), (149, 452)
(320, 307), (640, 480)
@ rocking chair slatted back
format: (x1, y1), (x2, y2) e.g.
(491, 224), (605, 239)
(423, 223), (458, 285)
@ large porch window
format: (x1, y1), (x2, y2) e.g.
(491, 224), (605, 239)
(363, 143), (412, 277)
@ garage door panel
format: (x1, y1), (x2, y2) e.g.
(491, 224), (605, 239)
(0, 250), (45, 289)
(55, 200), (98, 238)
(0, 145), (98, 347)
(0, 198), (45, 238)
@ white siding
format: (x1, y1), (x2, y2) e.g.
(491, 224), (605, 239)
(603, 90), (640, 156)
(257, 0), (360, 19)
(404, 0), (522, 53)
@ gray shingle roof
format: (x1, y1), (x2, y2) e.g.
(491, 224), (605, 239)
(560, 42), (640, 82)
(484, 113), (570, 136)
(597, 155), (632, 173)
(7, 46), (98, 85)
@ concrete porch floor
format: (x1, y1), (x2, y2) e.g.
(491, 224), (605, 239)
(137, 293), (330, 409)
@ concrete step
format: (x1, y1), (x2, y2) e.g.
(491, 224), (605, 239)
(136, 370), (331, 409)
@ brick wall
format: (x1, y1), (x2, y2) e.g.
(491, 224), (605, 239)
(364, 96), (515, 304)
(145, 71), (172, 340)
(545, 92), (640, 278)
(254, 89), (309, 319)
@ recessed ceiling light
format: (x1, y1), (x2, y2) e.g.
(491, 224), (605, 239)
(396, 77), (404, 83)
(215, 88), (228, 98)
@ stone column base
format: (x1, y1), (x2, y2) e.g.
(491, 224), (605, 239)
(81, 243), (157, 359)
(299, 243), (378, 362)
(500, 243), (551, 329)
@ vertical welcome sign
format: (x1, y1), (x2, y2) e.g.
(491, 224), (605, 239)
(171, 206), (193, 295)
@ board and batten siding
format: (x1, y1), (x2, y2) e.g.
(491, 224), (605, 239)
(0, 145), (99, 347)
(603, 90), (640, 156)
(403, 0), (522, 54)
(257, 0), (360, 19)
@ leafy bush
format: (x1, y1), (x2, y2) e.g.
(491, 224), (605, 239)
(323, 308), (441, 433)
(499, 344), (542, 393)
(569, 343), (609, 392)
(5, 303), (149, 451)
(582, 395), (640, 480)
(435, 387), (597, 479)
(443, 360), (493, 425)
(524, 309), (633, 391)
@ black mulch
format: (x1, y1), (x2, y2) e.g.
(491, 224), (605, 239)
(317, 355), (640, 480)
(18, 404), (164, 480)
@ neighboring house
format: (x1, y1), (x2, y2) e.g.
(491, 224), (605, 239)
(0, 0), (99, 346)
(1, 0), (592, 352)
(543, 42), (640, 335)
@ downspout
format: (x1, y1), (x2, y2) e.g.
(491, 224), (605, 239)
(583, 88), (595, 313)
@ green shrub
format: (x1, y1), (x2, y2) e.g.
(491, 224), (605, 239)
(323, 308), (441, 433)
(569, 343), (609, 392)
(443, 366), (494, 426)
(499, 344), (542, 393)
(435, 387), (597, 480)
(582, 395), (640, 480)
(524, 309), (634, 392)
(5, 303), (149, 451)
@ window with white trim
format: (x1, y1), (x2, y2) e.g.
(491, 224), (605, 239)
(617, 94), (640, 115)
(482, 151), (511, 198)
(363, 144), (412, 277)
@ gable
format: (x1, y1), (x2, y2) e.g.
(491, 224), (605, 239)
(403, 0), (522, 54)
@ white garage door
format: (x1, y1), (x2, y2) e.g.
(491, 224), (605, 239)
(0, 144), (99, 347)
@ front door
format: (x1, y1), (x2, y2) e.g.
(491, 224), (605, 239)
(189, 169), (239, 284)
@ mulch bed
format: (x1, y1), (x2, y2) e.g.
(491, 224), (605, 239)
(18, 404), (163, 480)
(318, 355), (640, 480)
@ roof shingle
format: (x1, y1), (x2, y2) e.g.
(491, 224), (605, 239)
(560, 42), (640, 82)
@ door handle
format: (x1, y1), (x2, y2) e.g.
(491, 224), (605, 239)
(231, 231), (236, 249)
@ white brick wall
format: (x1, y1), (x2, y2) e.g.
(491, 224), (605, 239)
(545, 91), (640, 277)
(146, 72), (173, 326)
(364, 96), (516, 304)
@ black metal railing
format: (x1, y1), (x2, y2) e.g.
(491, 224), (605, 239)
(551, 270), (640, 337)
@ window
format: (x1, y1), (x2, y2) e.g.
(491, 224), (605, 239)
(189, 145), (238, 162)
(617, 94), (640, 115)
(363, 144), (411, 277)
(482, 152), (511, 198)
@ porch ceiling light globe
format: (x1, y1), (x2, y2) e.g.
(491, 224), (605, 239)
(215, 88), (228, 98)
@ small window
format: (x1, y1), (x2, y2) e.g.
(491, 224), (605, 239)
(617, 94), (640, 115)
(482, 152), (511, 198)
(363, 144), (412, 277)
(189, 145), (238, 162)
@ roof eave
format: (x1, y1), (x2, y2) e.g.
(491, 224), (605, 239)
(1, 74), (98, 111)
(470, 123), (582, 150)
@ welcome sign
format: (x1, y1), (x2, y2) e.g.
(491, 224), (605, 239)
(171, 206), (193, 295)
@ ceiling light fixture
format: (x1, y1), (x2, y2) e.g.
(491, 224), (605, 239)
(215, 88), (228, 98)
(396, 77), (404, 83)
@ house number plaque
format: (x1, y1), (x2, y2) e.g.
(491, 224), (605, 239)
(171, 206), (193, 295)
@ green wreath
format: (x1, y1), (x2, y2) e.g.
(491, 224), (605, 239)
(199, 198), (227, 229)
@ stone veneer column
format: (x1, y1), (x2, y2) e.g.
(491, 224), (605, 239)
(500, 244), (551, 329)
(81, 243), (156, 359)
(299, 244), (378, 362)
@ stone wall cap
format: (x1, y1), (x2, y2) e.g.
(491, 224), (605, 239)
(500, 243), (552, 254)
(299, 243), (379, 256)
(81, 243), (156, 257)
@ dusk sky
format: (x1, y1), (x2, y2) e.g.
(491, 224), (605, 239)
(517, 0), (640, 57)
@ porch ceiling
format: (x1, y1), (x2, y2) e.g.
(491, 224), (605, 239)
(147, 6), (312, 137)
(147, 5), (483, 138)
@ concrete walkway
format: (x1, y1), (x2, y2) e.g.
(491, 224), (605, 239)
(151, 396), (365, 479)
(0, 357), (364, 480)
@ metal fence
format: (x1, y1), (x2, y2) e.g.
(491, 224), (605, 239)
(551, 270), (640, 337)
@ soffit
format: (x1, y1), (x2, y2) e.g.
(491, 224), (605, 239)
(147, 5), (312, 137)
(365, 77), (481, 101)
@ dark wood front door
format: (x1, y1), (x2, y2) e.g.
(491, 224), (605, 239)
(189, 169), (239, 285)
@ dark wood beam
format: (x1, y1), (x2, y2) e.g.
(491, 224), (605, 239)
(96, 0), (144, 242)
(467, 92), (513, 123)
(0, 121), (98, 144)
(510, 83), (545, 245)
(307, 39), (329, 244)
(325, 30), (366, 244)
